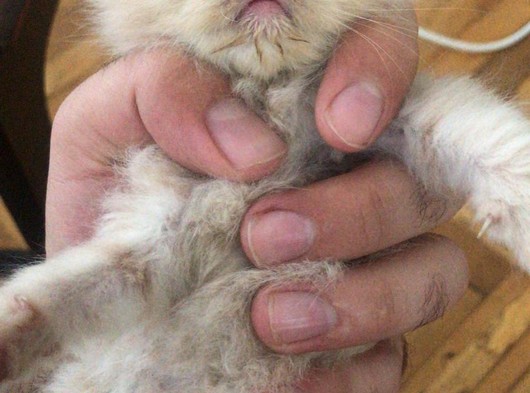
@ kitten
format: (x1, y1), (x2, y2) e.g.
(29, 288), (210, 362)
(0, 0), (529, 392)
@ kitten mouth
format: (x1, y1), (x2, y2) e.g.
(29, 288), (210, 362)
(238, 0), (290, 21)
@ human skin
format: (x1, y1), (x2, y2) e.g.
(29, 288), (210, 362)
(46, 12), (469, 392)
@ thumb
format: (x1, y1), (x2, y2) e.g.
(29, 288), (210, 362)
(47, 49), (286, 253)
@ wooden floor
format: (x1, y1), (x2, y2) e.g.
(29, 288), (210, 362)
(2, 0), (530, 391)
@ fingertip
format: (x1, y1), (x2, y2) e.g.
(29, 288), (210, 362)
(315, 15), (418, 152)
(251, 288), (276, 348)
(241, 208), (317, 268)
(251, 286), (338, 354)
(319, 79), (386, 152)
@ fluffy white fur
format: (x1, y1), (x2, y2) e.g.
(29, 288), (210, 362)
(0, 0), (529, 392)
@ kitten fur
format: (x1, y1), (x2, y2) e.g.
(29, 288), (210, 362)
(1, 0), (530, 392)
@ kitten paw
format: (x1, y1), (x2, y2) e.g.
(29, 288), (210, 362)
(0, 295), (46, 381)
(475, 201), (509, 239)
(473, 199), (530, 270)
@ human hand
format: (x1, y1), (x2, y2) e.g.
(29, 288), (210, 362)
(245, 12), (468, 391)
(46, 10), (468, 392)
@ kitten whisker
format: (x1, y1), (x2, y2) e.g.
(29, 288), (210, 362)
(360, 7), (486, 13)
(359, 21), (423, 63)
(211, 36), (247, 54)
(346, 24), (408, 80)
(274, 38), (285, 56)
(287, 35), (309, 44)
(219, 8), (237, 23)
(254, 38), (264, 64)
(354, 16), (419, 37)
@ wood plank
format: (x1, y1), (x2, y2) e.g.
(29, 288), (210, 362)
(512, 369), (530, 393)
(46, 0), (87, 60)
(403, 287), (483, 381)
(45, 0), (108, 118)
(474, 330), (530, 393)
(416, 0), (497, 67)
(401, 273), (530, 393)
(0, 198), (28, 250)
(517, 77), (530, 119)
(475, 33), (530, 96)
(435, 210), (512, 295)
(417, 0), (530, 75)
(519, 77), (530, 99)
(45, 41), (107, 117)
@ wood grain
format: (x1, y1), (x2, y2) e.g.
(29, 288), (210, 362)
(0, 198), (28, 250)
(474, 330), (530, 393)
(403, 288), (483, 380)
(512, 370), (530, 393)
(402, 274), (530, 392)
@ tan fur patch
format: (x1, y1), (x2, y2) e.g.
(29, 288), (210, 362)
(115, 252), (151, 297)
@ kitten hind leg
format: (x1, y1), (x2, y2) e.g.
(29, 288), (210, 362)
(166, 261), (370, 393)
(0, 147), (193, 381)
(0, 242), (156, 381)
(379, 75), (530, 268)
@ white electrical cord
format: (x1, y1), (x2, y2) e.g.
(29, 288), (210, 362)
(418, 21), (530, 54)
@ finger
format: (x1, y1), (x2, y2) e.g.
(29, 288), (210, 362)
(132, 51), (286, 178)
(47, 49), (285, 253)
(241, 160), (461, 267)
(296, 339), (404, 393)
(251, 235), (468, 354)
(315, 9), (418, 151)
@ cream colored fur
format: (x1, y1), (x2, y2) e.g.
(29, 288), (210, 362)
(0, 1), (529, 392)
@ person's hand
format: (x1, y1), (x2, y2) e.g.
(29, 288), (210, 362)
(46, 11), (469, 392)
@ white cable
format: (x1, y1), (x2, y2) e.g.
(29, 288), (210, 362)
(418, 21), (530, 54)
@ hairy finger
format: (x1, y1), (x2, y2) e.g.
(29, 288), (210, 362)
(241, 160), (460, 267)
(251, 235), (468, 353)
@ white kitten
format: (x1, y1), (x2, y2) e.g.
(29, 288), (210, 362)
(0, 1), (529, 392)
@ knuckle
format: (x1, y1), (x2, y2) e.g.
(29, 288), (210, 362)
(410, 184), (453, 229)
(397, 234), (467, 330)
(417, 271), (450, 328)
(424, 234), (469, 291)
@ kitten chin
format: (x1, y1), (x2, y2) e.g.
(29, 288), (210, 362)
(87, 0), (400, 79)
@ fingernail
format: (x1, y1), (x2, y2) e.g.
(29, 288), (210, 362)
(206, 98), (286, 169)
(325, 82), (384, 149)
(269, 292), (337, 344)
(247, 211), (316, 266)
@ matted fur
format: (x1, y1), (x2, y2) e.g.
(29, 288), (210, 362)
(0, 1), (529, 392)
